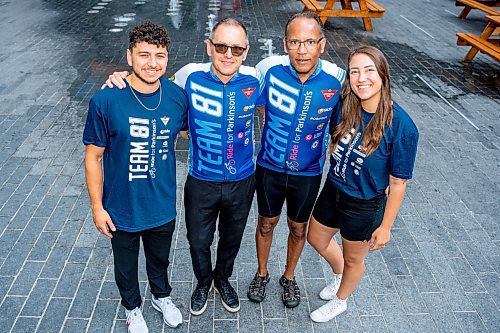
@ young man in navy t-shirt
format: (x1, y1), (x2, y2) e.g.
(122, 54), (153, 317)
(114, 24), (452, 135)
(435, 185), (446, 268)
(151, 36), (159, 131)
(83, 22), (188, 333)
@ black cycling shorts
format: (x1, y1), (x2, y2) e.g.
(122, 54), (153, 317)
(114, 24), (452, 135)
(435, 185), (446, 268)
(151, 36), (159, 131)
(312, 180), (387, 241)
(255, 164), (322, 223)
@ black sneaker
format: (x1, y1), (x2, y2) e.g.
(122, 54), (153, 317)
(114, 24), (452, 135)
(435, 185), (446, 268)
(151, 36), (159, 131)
(247, 272), (270, 303)
(279, 275), (300, 308)
(214, 279), (240, 313)
(190, 283), (212, 316)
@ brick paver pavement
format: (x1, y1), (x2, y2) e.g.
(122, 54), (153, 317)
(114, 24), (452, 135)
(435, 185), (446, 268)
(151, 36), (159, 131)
(0, 0), (498, 332)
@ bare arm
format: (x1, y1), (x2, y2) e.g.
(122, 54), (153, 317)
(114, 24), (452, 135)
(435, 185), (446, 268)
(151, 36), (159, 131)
(85, 144), (116, 238)
(101, 71), (129, 89)
(256, 105), (265, 116)
(369, 175), (407, 251)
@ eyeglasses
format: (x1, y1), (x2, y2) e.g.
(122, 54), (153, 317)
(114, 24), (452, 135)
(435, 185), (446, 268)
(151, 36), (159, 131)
(285, 37), (325, 50)
(208, 39), (247, 57)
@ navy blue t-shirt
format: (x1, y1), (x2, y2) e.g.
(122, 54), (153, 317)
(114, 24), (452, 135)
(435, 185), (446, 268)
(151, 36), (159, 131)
(83, 78), (188, 232)
(327, 102), (419, 200)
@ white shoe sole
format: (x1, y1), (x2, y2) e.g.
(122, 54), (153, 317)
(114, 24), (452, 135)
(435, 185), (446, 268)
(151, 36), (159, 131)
(151, 300), (182, 328)
(189, 285), (213, 316)
(310, 306), (346, 323)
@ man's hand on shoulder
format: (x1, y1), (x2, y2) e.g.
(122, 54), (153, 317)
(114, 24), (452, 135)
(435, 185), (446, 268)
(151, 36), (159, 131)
(101, 71), (129, 90)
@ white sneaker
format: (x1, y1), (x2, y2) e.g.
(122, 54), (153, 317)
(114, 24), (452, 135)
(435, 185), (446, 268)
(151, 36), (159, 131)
(151, 296), (183, 328)
(310, 296), (347, 323)
(125, 307), (149, 333)
(319, 274), (342, 301)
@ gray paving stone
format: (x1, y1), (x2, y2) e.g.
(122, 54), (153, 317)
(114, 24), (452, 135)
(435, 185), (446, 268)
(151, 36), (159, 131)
(62, 318), (89, 333)
(360, 315), (388, 332)
(20, 278), (57, 317)
(0, 275), (14, 304)
(239, 299), (263, 333)
(44, 206), (71, 231)
(466, 291), (500, 332)
(422, 292), (464, 333)
(28, 231), (59, 261)
(448, 257), (485, 293)
(455, 311), (488, 333)
(11, 316), (40, 333)
(69, 279), (102, 318)
(406, 313), (439, 332)
(376, 293), (412, 332)
(54, 218), (85, 248)
(32, 195), (59, 218)
(0, 194), (27, 217)
(365, 252), (396, 294)
(390, 228), (423, 260)
(456, 241), (494, 274)
(392, 275), (428, 314)
(0, 229), (22, 258)
(88, 299), (119, 333)
(9, 261), (44, 296)
(404, 257), (440, 293)
(37, 297), (72, 333)
(0, 241), (32, 276)
(7, 205), (37, 230)
(53, 262), (86, 298)
(67, 246), (93, 264)
(17, 217), (48, 245)
(335, 297), (363, 333)
(263, 318), (287, 333)
(0, 296), (26, 332)
(39, 246), (71, 279)
(351, 275), (381, 316)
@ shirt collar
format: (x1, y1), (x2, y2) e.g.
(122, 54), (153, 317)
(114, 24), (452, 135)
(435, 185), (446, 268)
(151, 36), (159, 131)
(287, 58), (323, 82)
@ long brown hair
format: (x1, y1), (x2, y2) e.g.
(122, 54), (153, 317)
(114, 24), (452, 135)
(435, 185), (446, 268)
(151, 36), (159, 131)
(331, 46), (393, 156)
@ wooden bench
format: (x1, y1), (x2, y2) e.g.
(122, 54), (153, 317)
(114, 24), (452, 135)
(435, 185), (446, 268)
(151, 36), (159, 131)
(456, 15), (500, 61)
(455, 0), (499, 19)
(299, 0), (385, 31)
(301, 0), (324, 11)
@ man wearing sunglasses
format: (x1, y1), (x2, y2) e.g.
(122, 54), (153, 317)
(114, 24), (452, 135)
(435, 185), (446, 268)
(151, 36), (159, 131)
(104, 18), (264, 316)
(247, 12), (346, 309)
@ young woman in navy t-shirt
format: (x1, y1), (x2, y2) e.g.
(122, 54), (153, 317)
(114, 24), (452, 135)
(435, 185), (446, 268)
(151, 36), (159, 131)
(307, 45), (419, 322)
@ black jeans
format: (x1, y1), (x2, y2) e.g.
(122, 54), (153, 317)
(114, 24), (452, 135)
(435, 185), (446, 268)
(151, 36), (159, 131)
(184, 174), (256, 286)
(110, 220), (175, 310)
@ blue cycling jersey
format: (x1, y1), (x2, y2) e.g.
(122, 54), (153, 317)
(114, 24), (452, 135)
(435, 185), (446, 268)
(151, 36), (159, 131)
(173, 63), (265, 182)
(256, 56), (346, 175)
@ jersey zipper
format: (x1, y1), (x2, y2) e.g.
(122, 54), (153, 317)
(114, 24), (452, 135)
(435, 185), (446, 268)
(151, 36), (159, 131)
(283, 82), (305, 174)
(222, 83), (227, 182)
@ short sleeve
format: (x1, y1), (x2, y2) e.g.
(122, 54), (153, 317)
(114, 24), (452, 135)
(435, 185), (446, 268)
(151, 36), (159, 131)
(255, 68), (266, 107)
(83, 99), (108, 147)
(171, 64), (189, 89)
(256, 74), (267, 107)
(389, 132), (419, 179)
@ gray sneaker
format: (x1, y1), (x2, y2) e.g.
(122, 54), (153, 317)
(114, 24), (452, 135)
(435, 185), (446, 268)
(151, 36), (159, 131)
(151, 296), (182, 328)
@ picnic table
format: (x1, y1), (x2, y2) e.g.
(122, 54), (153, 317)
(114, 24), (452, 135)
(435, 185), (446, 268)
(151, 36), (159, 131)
(456, 15), (500, 61)
(455, 0), (499, 19)
(299, 0), (385, 31)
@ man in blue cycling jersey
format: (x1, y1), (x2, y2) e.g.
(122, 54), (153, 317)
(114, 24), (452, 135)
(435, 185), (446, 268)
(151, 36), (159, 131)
(246, 12), (346, 308)
(105, 18), (265, 316)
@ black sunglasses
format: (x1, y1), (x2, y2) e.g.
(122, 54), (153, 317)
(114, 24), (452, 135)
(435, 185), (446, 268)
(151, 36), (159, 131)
(208, 39), (247, 57)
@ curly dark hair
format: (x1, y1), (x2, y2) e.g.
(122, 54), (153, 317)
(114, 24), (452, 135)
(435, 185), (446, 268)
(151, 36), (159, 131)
(129, 21), (171, 50)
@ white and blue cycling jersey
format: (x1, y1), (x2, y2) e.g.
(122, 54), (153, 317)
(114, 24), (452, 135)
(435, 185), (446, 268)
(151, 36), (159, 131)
(256, 55), (346, 176)
(173, 63), (265, 182)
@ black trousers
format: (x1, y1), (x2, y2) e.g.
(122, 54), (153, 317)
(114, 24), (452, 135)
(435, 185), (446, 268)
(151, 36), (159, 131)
(184, 174), (256, 286)
(110, 220), (175, 310)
